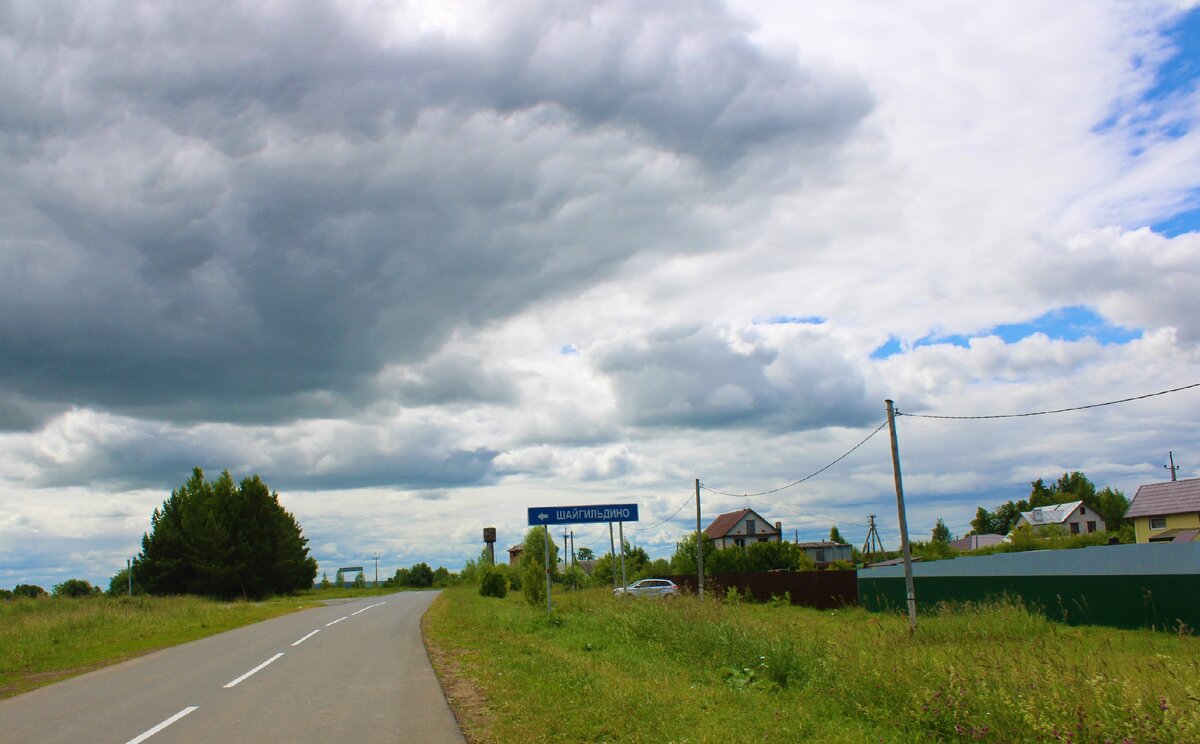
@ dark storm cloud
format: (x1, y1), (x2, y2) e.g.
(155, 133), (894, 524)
(389, 353), (521, 407)
(592, 326), (877, 430)
(15, 414), (497, 492)
(0, 0), (872, 424)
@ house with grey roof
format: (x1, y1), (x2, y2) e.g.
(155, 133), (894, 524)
(1015, 500), (1105, 536)
(794, 541), (854, 567)
(1125, 477), (1200, 544)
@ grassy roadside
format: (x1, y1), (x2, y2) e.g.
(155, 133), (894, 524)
(0, 594), (320, 699)
(424, 586), (1200, 743)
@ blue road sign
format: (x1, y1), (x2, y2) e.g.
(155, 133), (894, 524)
(527, 503), (639, 526)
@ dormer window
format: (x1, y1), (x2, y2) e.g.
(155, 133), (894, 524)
(1149, 516), (1167, 530)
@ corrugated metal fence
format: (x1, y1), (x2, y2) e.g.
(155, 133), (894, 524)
(669, 571), (857, 609)
(857, 542), (1200, 632)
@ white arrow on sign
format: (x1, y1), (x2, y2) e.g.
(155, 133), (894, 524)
(538, 512), (549, 521)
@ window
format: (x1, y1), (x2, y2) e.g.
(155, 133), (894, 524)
(1070, 522), (1080, 535)
(1087, 521), (1096, 533)
(746, 520), (756, 535)
(1149, 517), (1167, 530)
(815, 549), (826, 563)
(757, 537), (768, 543)
(734, 538), (746, 548)
(1080, 506), (1086, 515)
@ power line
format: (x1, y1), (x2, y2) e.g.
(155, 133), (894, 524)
(897, 382), (1200, 420)
(700, 420), (888, 498)
(627, 493), (695, 532)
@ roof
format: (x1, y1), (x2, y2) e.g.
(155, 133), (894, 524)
(1126, 477), (1200, 518)
(795, 541), (848, 549)
(1147, 529), (1200, 543)
(1019, 500), (1084, 526)
(870, 556), (924, 567)
(704, 508), (779, 538)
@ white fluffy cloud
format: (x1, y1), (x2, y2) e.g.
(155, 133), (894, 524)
(2, 0), (1199, 588)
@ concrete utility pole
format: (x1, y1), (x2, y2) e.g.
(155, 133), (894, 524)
(885, 400), (918, 633)
(695, 478), (704, 600)
(1166, 451), (1180, 481)
(562, 532), (569, 573)
(372, 553), (380, 586)
(127, 558), (132, 596)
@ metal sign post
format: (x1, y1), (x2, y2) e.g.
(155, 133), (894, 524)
(527, 503), (641, 614)
(543, 526), (552, 616)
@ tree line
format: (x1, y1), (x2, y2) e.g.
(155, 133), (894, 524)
(969, 471), (1129, 536)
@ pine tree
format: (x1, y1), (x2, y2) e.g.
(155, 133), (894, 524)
(133, 468), (317, 599)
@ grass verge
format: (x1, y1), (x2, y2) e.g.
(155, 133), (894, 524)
(0, 595), (316, 699)
(424, 586), (1200, 743)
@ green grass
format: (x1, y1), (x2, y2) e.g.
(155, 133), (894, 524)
(424, 586), (1200, 743)
(0, 595), (316, 698)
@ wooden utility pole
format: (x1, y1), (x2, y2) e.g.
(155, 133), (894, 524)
(695, 478), (704, 599)
(885, 400), (917, 633)
(1166, 451), (1180, 481)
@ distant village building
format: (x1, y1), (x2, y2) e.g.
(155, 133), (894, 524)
(1125, 477), (1200, 544)
(704, 508), (782, 548)
(950, 534), (1005, 552)
(795, 541), (853, 567)
(1015, 500), (1104, 535)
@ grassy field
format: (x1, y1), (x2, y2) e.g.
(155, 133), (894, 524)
(423, 586), (1200, 743)
(0, 594), (322, 698)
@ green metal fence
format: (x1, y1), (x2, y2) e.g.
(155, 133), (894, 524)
(858, 543), (1200, 633)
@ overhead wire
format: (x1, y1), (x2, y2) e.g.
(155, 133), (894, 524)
(627, 492), (696, 532)
(700, 419), (888, 498)
(897, 382), (1200, 420)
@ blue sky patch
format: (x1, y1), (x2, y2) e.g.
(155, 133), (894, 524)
(1140, 8), (1200, 105)
(871, 306), (1141, 359)
(1152, 186), (1200, 236)
(754, 315), (825, 325)
(559, 344), (579, 356)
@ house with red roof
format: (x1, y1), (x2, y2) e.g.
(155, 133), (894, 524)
(704, 508), (782, 549)
(1125, 477), (1200, 544)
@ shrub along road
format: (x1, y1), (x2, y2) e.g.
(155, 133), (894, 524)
(0, 591), (463, 744)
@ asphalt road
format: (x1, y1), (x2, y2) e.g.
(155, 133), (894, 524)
(0, 591), (465, 744)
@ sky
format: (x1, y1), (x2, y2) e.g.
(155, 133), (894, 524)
(2, 0), (1200, 590)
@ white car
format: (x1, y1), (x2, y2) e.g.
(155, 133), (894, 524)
(613, 578), (679, 598)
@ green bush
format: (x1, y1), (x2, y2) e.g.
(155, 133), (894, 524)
(12, 584), (47, 599)
(479, 567), (508, 599)
(53, 579), (100, 598)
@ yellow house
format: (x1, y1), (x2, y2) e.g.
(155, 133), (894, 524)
(1125, 477), (1200, 543)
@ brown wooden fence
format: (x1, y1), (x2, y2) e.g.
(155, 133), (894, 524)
(668, 571), (858, 609)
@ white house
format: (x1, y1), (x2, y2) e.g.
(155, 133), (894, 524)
(1015, 500), (1105, 535)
